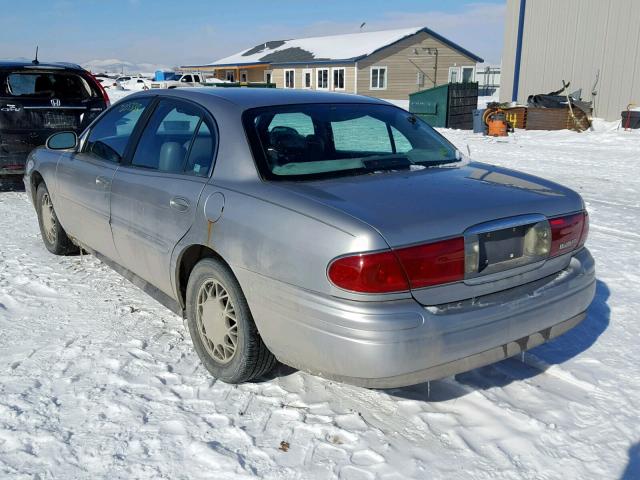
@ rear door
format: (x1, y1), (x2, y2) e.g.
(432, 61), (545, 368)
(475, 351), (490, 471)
(55, 97), (153, 259)
(110, 97), (216, 296)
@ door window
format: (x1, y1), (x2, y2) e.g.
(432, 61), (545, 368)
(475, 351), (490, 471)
(181, 75), (193, 83)
(284, 69), (295, 89)
(461, 66), (475, 83)
(316, 69), (329, 89)
(303, 69), (312, 89)
(332, 68), (345, 90)
(184, 121), (216, 177)
(131, 99), (214, 175)
(85, 98), (152, 163)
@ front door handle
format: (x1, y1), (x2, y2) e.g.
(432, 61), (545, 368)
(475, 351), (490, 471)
(169, 196), (190, 212)
(95, 176), (111, 187)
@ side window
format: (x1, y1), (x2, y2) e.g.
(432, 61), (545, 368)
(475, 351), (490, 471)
(391, 126), (412, 153)
(181, 75), (192, 83)
(184, 121), (216, 177)
(131, 99), (203, 173)
(331, 116), (392, 153)
(85, 98), (151, 163)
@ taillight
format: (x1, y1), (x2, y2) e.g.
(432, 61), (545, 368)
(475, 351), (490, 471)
(328, 250), (409, 293)
(395, 237), (465, 288)
(329, 211), (589, 294)
(328, 237), (465, 293)
(86, 72), (110, 108)
(549, 212), (586, 257)
(579, 211), (589, 247)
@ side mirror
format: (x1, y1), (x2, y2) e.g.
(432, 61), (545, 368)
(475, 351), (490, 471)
(46, 131), (78, 150)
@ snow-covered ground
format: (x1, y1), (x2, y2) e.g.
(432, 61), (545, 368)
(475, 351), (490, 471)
(1, 127), (639, 479)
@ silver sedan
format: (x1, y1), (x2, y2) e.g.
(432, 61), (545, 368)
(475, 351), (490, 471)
(23, 88), (596, 388)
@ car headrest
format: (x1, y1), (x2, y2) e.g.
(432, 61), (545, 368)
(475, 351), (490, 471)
(158, 142), (185, 173)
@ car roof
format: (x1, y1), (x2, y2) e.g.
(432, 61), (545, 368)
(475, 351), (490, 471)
(134, 87), (390, 110)
(0, 60), (85, 72)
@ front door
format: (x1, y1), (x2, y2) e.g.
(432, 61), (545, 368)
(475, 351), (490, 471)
(55, 97), (153, 259)
(110, 97), (216, 296)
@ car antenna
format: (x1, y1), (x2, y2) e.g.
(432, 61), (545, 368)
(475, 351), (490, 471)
(32, 46), (39, 65)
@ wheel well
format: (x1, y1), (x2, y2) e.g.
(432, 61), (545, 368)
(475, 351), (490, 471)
(176, 245), (229, 308)
(30, 171), (45, 202)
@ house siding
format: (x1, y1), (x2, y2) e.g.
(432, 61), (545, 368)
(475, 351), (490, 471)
(357, 31), (477, 100)
(501, 0), (640, 121)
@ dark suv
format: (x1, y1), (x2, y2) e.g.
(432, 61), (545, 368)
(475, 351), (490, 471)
(0, 61), (109, 176)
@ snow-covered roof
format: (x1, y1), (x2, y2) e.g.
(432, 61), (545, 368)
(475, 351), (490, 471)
(204, 26), (483, 67)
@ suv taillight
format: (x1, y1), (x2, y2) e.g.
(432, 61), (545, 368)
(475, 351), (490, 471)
(328, 237), (465, 293)
(86, 72), (110, 108)
(549, 211), (588, 257)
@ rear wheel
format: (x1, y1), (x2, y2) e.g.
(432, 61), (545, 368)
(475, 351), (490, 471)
(185, 258), (276, 383)
(36, 183), (78, 255)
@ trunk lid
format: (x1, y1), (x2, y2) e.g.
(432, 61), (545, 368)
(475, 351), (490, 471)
(277, 162), (583, 247)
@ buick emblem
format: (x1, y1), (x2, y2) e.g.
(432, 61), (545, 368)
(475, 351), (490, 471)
(50, 98), (61, 107)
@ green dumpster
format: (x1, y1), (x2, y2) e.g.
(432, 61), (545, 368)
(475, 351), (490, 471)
(409, 82), (478, 129)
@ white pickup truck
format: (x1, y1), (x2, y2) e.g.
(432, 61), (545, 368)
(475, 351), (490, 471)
(150, 73), (204, 89)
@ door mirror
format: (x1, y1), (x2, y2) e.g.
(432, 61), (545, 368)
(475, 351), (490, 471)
(46, 131), (78, 150)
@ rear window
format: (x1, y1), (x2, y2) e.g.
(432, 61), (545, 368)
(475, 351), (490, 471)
(243, 103), (460, 180)
(2, 71), (97, 100)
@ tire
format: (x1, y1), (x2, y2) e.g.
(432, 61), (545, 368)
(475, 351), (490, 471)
(185, 257), (276, 383)
(35, 182), (78, 255)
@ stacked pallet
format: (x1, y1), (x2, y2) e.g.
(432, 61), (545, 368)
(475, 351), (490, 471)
(526, 106), (591, 132)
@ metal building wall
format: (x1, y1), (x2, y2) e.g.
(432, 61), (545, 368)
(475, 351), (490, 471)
(500, 0), (640, 121)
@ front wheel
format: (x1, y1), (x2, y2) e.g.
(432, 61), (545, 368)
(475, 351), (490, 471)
(36, 183), (78, 255)
(185, 258), (276, 383)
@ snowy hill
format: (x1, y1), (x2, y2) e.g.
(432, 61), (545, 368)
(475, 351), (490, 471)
(82, 59), (170, 75)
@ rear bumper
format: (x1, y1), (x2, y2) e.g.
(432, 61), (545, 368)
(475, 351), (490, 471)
(0, 132), (45, 175)
(239, 248), (596, 388)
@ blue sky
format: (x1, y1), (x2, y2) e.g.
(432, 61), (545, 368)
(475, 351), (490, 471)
(0, 0), (505, 68)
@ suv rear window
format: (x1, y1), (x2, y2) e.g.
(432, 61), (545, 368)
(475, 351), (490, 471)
(2, 71), (97, 100)
(243, 103), (460, 180)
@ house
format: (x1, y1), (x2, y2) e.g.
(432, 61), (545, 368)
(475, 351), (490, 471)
(182, 27), (483, 101)
(501, 0), (640, 121)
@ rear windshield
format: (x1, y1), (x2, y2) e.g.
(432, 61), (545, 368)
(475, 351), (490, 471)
(243, 103), (460, 180)
(2, 71), (98, 100)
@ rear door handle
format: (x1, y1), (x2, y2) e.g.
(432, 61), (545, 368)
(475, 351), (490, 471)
(170, 196), (190, 212)
(95, 176), (111, 187)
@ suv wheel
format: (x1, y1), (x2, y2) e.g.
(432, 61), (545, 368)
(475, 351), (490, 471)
(36, 183), (78, 255)
(185, 258), (276, 383)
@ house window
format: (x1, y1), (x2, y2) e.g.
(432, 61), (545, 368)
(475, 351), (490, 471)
(264, 70), (272, 84)
(303, 69), (312, 89)
(284, 69), (295, 89)
(370, 66), (387, 90)
(316, 68), (329, 89)
(448, 67), (460, 83)
(461, 66), (475, 83)
(332, 68), (345, 90)
(225, 70), (235, 82)
(240, 70), (248, 83)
